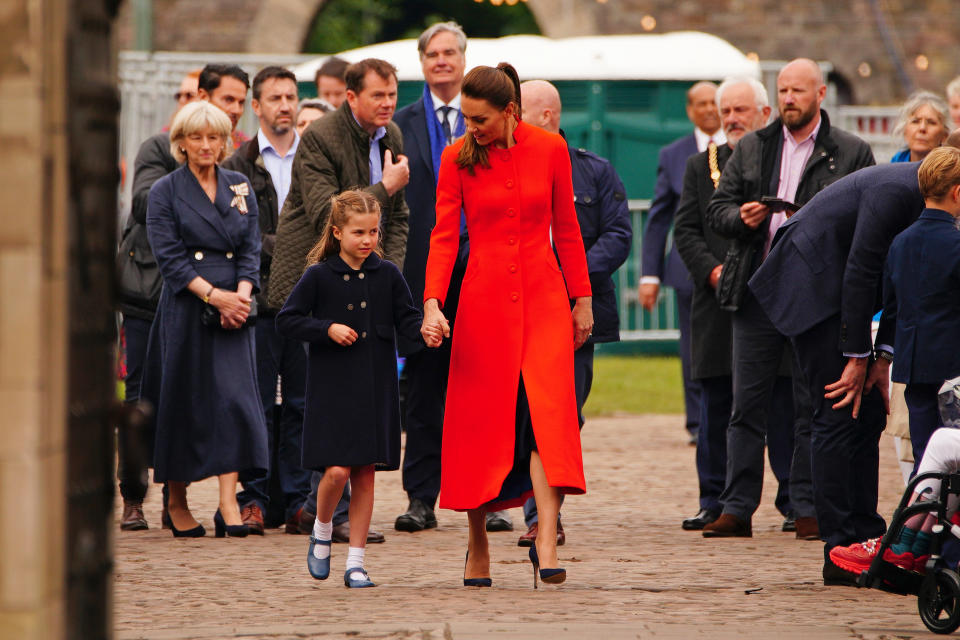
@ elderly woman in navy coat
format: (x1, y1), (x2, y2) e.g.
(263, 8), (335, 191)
(144, 100), (268, 538)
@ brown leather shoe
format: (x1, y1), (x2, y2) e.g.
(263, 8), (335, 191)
(120, 501), (148, 531)
(702, 513), (752, 538)
(240, 503), (265, 535)
(285, 507), (305, 534)
(517, 519), (566, 547)
(795, 516), (820, 540)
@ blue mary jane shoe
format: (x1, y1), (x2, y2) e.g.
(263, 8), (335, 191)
(343, 567), (376, 588)
(307, 536), (331, 580)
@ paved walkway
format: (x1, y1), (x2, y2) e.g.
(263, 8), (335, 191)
(115, 415), (943, 639)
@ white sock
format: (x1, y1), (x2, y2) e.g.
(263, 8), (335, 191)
(311, 519), (332, 560)
(346, 546), (365, 576)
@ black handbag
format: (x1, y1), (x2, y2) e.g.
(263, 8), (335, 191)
(200, 296), (257, 329)
(116, 219), (161, 309)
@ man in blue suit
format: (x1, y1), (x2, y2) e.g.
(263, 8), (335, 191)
(640, 82), (724, 443)
(750, 160), (925, 585)
(392, 22), (517, 532)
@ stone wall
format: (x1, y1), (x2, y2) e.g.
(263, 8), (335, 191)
(116, 0), (960, 104)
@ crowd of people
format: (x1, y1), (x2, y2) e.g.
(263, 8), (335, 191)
(643, 59), (960, 586)
(116, 20), (960, 591)
(116, 21), (632, 588)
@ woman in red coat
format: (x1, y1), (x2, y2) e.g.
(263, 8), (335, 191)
(421, 63), (593, 587)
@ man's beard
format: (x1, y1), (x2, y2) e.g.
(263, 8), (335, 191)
(782, 103), (817, 131)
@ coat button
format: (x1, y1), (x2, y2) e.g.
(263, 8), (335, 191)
(507, 208), (516, 218)
(509, 264), (517, 273)
(225, 251), (234, 259)
(583, 195), (593, 204)
(360, 301), (367, 309)
(194, 251), (203, 260)
(508, 237), (516, 245)
(347, 304), (354, 310)
(129, 250), (135, 257)
(505, 179), (514, 189)
(358, 272), (365, 279)
(361, 331), (367, 338)
(343, 274), (350, 281)
(511, 292), (519, 302)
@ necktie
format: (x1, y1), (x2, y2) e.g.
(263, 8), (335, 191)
(439, 105), (453, 145)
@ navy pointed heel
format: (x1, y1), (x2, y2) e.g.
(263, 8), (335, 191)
(463, 551), (492, 587)
(214, 509), (249, 538)
(528, 545), (566, 589)
(170, 521), (205, 538)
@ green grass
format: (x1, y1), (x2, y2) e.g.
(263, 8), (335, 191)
(584, 355), (684, 416)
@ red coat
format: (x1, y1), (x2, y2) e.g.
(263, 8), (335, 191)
(424, 121), (592, 510)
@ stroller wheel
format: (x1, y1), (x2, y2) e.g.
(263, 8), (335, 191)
(919, 568), (960, 634)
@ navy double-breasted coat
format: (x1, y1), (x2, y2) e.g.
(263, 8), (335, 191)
(275, 254), (422, 470)
(143, 165), (268, 484)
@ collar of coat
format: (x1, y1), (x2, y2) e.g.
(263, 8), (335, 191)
(755, 108), (838, 154)
(324, 252), (384, 273)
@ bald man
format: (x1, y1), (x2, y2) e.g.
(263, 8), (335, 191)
(702, 59), (874, 542)
(518, 80), (632, 546)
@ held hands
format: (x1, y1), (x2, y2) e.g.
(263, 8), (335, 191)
(382, 149), (410, 196)
(739, 202), (771, 229)
(639, 283), (659, 311)
(328, 323), (358, 346)
(573, 297), (593, 351)
(211, 289), (251, 330)
(420, 299), (450, 348)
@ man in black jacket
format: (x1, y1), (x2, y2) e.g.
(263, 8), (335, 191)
(674, 77), (782, 532)
(222, 66), (313, 536)
(702, 59), (875, 540)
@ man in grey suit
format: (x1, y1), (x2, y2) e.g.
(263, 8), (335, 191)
(702, 59), (875, 540)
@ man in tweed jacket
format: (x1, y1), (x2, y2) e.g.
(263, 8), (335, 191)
(268, 58), (409, 309)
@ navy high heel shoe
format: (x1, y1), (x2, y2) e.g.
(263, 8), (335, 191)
(170, 519), (205, 538)
(214, 509), (249, 538)
(528, 545), (566, 589)
(463, 552), (492, 587)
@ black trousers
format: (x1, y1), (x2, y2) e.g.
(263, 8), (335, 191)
(118, 315), (152, 503)
(792, 313), (887, 554)
(400, 342), (453, 508)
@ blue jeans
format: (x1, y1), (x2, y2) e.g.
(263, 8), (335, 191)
(523, 344), (593, 527)
(237, 319), (311, 520)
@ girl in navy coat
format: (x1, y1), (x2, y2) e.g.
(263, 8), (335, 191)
(143, 101), (268, 539)
(884, 146), (960, 470)
(276, 190), (439, 587)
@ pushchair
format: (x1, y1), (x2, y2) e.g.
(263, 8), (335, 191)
(858, 470), (960, 634)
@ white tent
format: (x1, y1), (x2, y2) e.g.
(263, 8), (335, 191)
(291, 32), (759, 83)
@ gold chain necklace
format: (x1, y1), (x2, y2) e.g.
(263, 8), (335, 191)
(708, 141), (721, 188)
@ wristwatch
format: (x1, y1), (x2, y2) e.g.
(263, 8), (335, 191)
(875, 350), (893, 363)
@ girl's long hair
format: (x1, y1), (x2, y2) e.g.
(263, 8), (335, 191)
(305, 189), (382, 265)
(456, 62), (521, 176)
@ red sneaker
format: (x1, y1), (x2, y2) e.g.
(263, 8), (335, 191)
(829, 538), (881, 574)
(882, 548), (915, 571)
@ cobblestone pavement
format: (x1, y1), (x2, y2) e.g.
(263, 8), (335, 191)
(115, 415), (945, 639)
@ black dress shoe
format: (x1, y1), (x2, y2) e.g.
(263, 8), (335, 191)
(485, 510), (514, 532)
(682, 509), (719, 531)
(823, 557), (860, 587)
(331, 521), (386, 543)
(394, 498), (437, 532)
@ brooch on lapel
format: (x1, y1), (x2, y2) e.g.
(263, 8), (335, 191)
(229, 183), (249, 214)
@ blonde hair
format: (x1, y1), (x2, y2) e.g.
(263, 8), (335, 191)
(169, 101), (232, 164)
(919, 146), (960, 200)
(306, 190), (382, 265)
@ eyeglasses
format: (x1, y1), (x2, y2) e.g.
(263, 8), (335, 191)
(174, 91), (197, 102)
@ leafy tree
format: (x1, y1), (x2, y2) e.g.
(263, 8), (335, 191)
(304, 0), (540, 54)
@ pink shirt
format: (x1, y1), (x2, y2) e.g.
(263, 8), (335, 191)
(764, 119), (822, 257)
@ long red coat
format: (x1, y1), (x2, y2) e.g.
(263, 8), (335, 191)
(424, 121), (592, 511)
